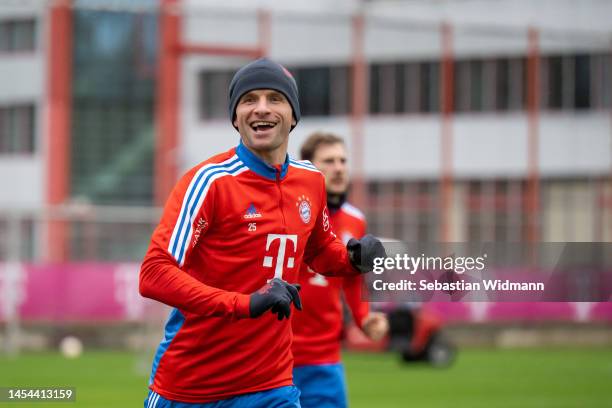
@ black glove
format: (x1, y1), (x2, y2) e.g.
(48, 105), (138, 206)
(249, 278), (302, 320)
(347, 234), (387, 273)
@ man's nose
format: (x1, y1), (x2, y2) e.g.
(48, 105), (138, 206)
(254, 97), (271, 115)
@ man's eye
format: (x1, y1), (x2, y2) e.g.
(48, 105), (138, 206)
(241, 96), (256, 104)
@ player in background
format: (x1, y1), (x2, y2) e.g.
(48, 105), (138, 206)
(292, 133), (389, 408)
(139, 59), (386, 407)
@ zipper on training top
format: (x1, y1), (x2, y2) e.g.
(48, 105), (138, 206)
(276, 169), (287, 231)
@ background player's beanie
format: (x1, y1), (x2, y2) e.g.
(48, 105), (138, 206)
(228, 58), (300, 130)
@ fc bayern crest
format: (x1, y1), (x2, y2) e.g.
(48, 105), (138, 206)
(296, 195), (312, 224)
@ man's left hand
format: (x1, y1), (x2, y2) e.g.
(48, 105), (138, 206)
(346, 234), (387, 273)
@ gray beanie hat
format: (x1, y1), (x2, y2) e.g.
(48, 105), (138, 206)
(228, 58), (300, 130)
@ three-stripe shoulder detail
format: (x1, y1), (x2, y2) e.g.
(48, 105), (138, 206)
(289, 158), (320, 173)
(341, 202), (366, 220)
(167, 155), (247, 266)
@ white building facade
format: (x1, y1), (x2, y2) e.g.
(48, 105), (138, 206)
(0, 0), (611, 260)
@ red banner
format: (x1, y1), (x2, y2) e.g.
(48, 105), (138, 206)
(0, 263), (610, 322)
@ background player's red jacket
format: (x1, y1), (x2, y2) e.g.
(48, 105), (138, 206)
(139, 143), (358, 403)
(291, 202), (370, 366)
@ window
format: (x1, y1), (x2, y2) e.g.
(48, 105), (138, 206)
(454, 60), (471, 112)
(603, 54), (612, 108)
(330, 65), (351, 115)
(540, 54), (596, 111)
(574, 54), (591, 109)
(369, 62), (403, 114)
(508, 57), (526, 111)
(293, 66), (331, 116)
(366, 180), (438, 243)
(292, 65), (351, 117)
(0, 104), (35, 154)
(198, 71), (233, 120)
(466, 180), (525, 243)
(419, 61), (440, 113)
(495, 58), (510, 111)
(393, 63), (406, 113)
(591, 54), (612, 109)
(0, 19), (36, 52)
(369, 64), (381, 114)
(370, 60), (442, 115)
(402, 62), (420, 113)
(0, 217), (36, 261)
(71, 9), (157, 206)
(469, 59), (484, 111)
(545, 56), (563, 109)
(482, 60), (497, 111)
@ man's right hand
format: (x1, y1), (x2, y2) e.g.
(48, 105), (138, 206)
(362, 312), (389, 342)
(249, 278), (302, 320)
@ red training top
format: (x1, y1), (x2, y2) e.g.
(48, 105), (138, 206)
(140, 143), (358, 403)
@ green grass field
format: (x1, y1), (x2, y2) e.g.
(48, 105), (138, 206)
(0, 349), (611, 407)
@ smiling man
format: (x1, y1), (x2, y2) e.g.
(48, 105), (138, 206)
(139, 58), (386, 407)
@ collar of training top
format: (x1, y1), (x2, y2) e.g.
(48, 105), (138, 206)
(236, 142), (289, 181)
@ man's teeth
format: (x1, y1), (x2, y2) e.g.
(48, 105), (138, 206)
(252, 121), (276, 129)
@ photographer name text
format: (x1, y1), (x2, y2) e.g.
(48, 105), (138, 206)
(372, 279), (545, 292)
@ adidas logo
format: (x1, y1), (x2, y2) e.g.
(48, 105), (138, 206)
(243, 203), (262, 219)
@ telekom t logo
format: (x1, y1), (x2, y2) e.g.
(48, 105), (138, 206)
(263, 234), (298, 279)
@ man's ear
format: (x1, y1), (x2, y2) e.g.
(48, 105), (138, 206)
(233, 116), (238, 129)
